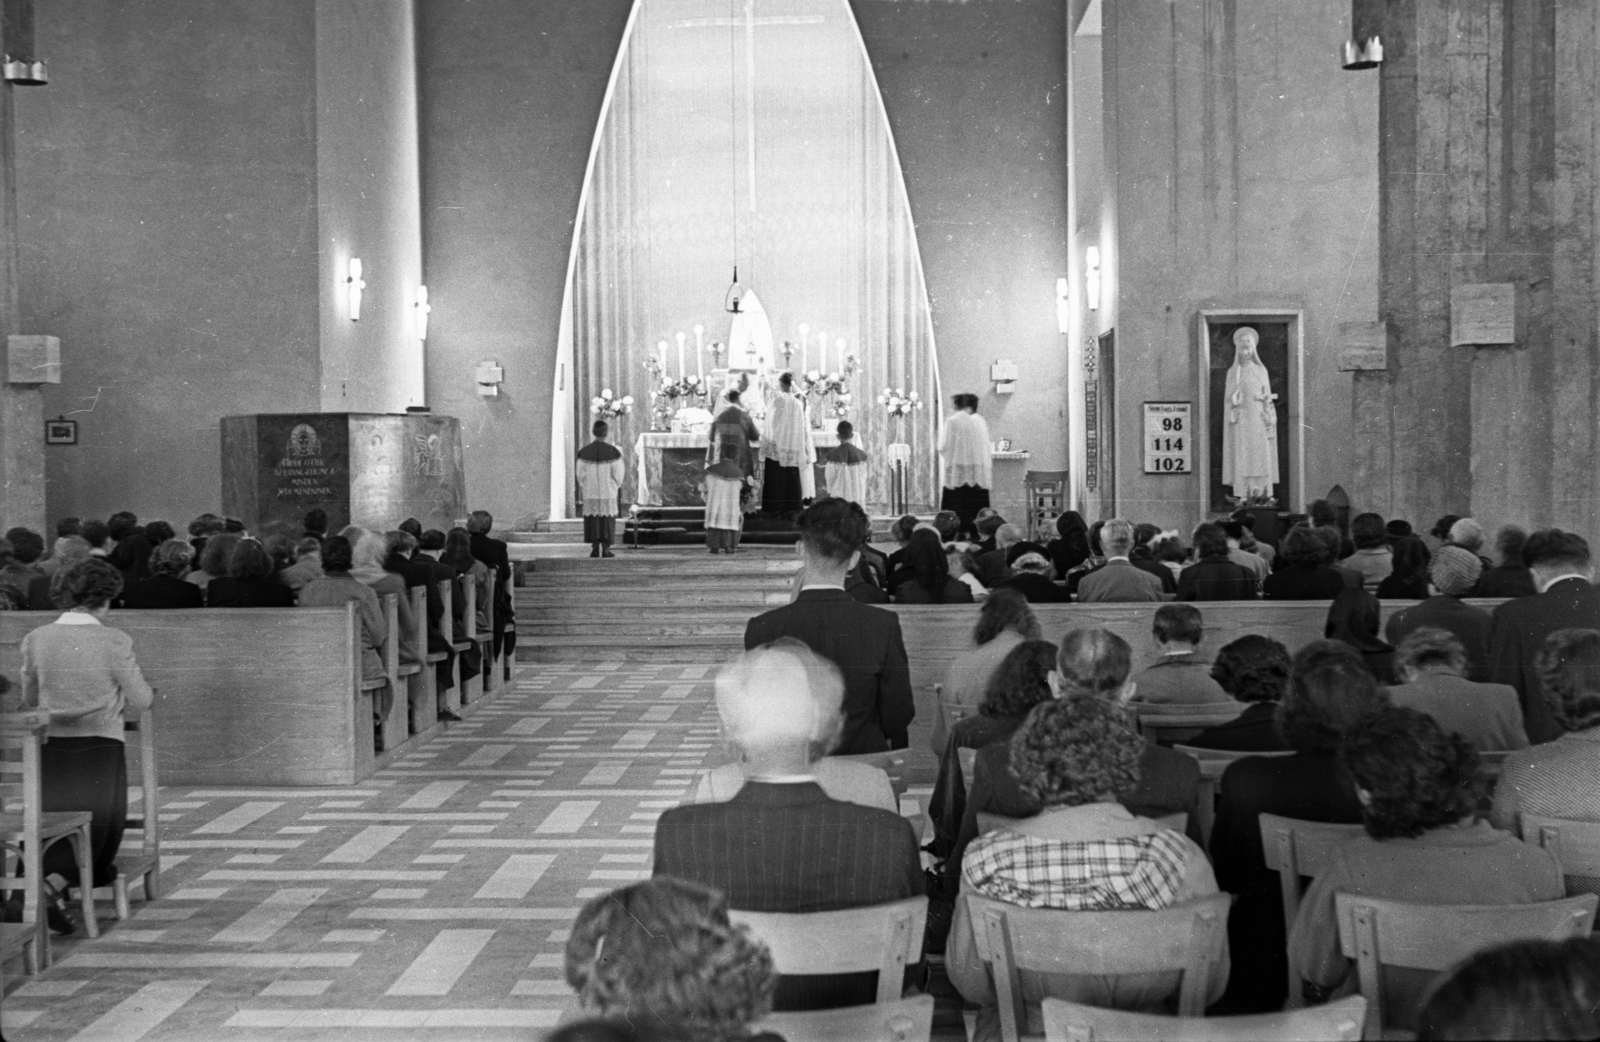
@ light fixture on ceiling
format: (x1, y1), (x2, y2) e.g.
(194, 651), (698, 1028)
(1343, 0), (1383, 69)
(414, 285), (431, 341)
(346, 258), (365, 321)
(1085, 247), (1102, 312)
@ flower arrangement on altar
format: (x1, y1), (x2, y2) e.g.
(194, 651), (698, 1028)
(589, 388), (634, 420)
(878, 387), (923, 418)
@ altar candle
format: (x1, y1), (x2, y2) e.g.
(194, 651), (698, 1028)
(676, 332), (686, 378)
(836, 338), (847, 374)
(798, 323), (809, 373)
(818, 332), (828, 374)
(657, 340), (668, 370)
(694, 324), (704, 379)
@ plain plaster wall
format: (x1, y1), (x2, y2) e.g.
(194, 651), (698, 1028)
(16, 0), (322, 525)
(416, 0), (635, 528)
(315, 0), (425, 414)
(1102, 0), (1377, 530)
(852, 0), (1071, 478)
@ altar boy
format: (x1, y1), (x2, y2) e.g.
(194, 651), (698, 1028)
(576, 420), (625, 558)
(822, 420), (870, 509)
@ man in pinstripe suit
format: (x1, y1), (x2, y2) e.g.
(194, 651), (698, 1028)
(653, 642), (924, 1011)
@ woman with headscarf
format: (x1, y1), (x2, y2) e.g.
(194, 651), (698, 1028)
(1046, 510), (1091, 577)
(1325, 587), (1395, 684)
(888, 528), (972, 604)
(938, 393), (992, 541)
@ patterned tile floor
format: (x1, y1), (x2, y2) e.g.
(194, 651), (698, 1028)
(1, 664), (955, 1041)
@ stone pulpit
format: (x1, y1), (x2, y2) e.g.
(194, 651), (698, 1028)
(221, 413), (466, 539)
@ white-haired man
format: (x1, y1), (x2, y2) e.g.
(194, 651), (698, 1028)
(653, 640), (924, 1010)
(1076, 519), (1163, 602)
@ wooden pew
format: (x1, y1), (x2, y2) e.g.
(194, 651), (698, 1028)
(0, 603), (498, 786)
(404, 586), (435, 734)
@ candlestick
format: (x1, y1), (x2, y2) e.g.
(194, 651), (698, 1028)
(818, 332), (828, 374)
(798, 323), (809, 374)
(676, 332), (686, 379)
(694, 324), (704, 380)
(657, 340), (668, 371)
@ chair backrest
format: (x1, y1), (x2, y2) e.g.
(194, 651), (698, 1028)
(730, 896), (927, 1005)
(757, 993), (934, 1042)
(1335, 892), (1598, 1038)
(408, 586), (427, 661)
(0, 712), (47, 922)
(1041, 995), (1366, 1042)
(459, 576), (477, 642)
(438, 579), (456, 642)
(976, 811), (1187, 837)
(1136, 704), (1245, 746)
(968, 893), (1231, 1041)
(836, 749), (909, 800)
(1522, 814), (1600, 890)
(480, 570), (495, 636)
(124, 711), (159, 857)
(380, 593), (399, 685)
(1173, 744), (1294, 781)
(1257, 813), (1366, 977)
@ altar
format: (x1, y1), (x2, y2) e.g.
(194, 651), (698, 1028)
(634, 429), (839, 508)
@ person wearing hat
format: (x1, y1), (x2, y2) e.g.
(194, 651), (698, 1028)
(1384, 545), (1493, 681)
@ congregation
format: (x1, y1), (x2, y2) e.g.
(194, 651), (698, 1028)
(545, 495), (1600, 1041)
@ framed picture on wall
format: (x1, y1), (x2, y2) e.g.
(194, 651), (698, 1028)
(45, 417), (77, 446)
(1195, 310), (1305, 516)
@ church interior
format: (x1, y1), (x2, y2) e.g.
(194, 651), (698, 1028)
(3, 0), (1600, 1039)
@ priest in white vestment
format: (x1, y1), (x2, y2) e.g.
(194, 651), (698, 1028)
(822, 419), (869, 509)
(761, 372), (811, 516)
(938, 393), (992, 540)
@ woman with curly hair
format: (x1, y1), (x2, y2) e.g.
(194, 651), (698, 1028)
(116, 539), (203, 609)
(184, 529), (239, 594)
(562, 877), (784, 1042)
(5, 558), (154, 935)
(1290, 706), (1562, 1030)
(1183, 634), (1292, 751)
(1207, 642), (1381, 1012)
(946, 697), (1226, 1038)
(929, 640), (1058, 867)
(1417, 937), (1600, 1041)
(1491, 629), (1600, 852)
(936, 589), (1042, 750)
(1262, 524), (1348, 600)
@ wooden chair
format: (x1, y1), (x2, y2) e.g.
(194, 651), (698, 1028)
(431, 580), (460, 715)
(968, 892), (1231, 1042)
(976, 811), (1188, 837)
(0, 712), (99, 953)
(1041, 995), (1365, 1042)
(1134, 703), (1244, 746)
(1521, 814), (1600, 895)
(0, 711), (50, 973)
(1335, 892), (1598, 1040)
(113, 712), (161, 920)
(475, 571), (496, 698)
(836, 749), (909, 801)
(757, 993), (934, 1042)
(730, 896), (927, 1005)
(1257, 813), (1366, 1008)
(1173, 744), (1293, 846)
(398, 586), (428, 734)
(1023, 470), (1070, 543)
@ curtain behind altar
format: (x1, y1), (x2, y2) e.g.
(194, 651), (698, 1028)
(568, 0), (940, 515)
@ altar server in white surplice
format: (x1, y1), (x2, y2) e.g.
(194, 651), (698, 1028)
(576, 419), (626, 559)
(823, 420), (870, 509)
(938, 393), (992, 540)
(761, 372), (810, 517)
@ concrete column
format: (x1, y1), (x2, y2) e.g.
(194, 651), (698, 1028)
(0, 32), (44, 535)
(1365, 0), (1600, 533)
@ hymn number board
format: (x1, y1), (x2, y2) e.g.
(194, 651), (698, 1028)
(1143, 402), (1192, 474)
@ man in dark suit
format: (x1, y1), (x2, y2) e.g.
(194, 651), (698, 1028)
(1178, 522), (1259, 601)
(653, 641), (924, 1010)
(467, 510), (515, 662)
(1489, 529), (1600, 744)
(745, 498), (915, 752)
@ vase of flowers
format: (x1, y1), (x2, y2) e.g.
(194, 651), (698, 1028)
(589, 388), (634, 422)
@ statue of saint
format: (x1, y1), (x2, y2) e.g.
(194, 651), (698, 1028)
(1221, 327), (1279, 501)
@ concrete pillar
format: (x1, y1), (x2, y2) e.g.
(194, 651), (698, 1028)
(1362, 0), (1600, 533)
(0, 13), (44, 536)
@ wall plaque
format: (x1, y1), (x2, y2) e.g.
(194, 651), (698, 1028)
(1143, 402), (1192, 474)
(1451, 283), (1517, 347)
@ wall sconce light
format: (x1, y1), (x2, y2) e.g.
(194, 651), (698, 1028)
(414, 285), (431, 341)
(3, 57), (45, 84)
(346, 258), (366, 321)
(1056, 277), (1071, 334)
(475, 360), (504, 397)
(1342, 36), (1382, 69)
(1085, 247), (1102, 312)
(1343, 0), (1384, 69)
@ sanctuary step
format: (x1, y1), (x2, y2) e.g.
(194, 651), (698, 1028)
(515, 549), (798, 663)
